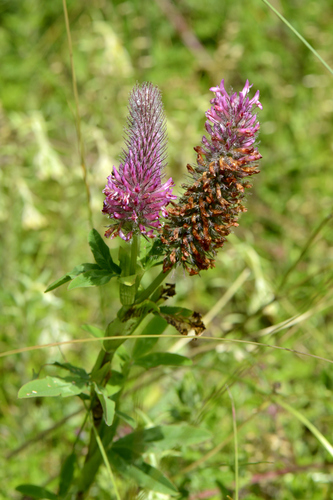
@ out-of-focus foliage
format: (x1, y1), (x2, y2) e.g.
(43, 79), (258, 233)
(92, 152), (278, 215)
(1, 0), (333, 498)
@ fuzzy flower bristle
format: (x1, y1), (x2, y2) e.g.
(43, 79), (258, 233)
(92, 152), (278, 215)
(161, 79), (262, 275)
(102, 82), (175, 241)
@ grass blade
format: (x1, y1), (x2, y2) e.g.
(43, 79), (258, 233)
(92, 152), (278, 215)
(261, 0), (333, 77)
(274, 396), (333, 459)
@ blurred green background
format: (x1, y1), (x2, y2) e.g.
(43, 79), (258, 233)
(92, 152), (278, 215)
(1, 0), (333, 498)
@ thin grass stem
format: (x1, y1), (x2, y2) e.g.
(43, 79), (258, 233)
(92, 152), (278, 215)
(278, 213), (333, 291)
(168, 268), (251, 353)
(4, 335), (333, 365)
(227, 387), (239, 500)
(88, 411), (122, 500)
(62, 0), (93, 228)
(261, 0), (333, 77)
(177, 401), (270, 476)
(273, 396), (333, 459)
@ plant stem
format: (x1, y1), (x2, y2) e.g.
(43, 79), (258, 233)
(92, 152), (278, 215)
(227, 387), (239, 500)
(135, 267), (172, 303)
(130, 233), (140, 275)
(62, 0), (93, 228)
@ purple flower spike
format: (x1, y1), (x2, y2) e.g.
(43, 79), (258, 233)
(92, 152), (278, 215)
(205, 79), (262, 154)
(102, 82), (176, 240)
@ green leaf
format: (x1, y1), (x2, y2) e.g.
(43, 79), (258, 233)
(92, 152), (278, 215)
(93, 383), (115, 426)
(81, 324), (104, 338)
(45, 263), (101, 292)
(52, 362), (89, 380)
(115, 410), (136, 428)
(148, 424), (212, 452)
(112, 427), (164, 457)
(18, 376), (88, 399)
(16, 484), (57, 499)
(132, 316), (168, 359)
(89, 228), (120, 273)
(108, 370), (125, 386)
(44, 274), (71, 293)
(68, 269), (116, 289)
(67, 263), (101, 278)
(113, 424), (212, 456)
(58, 453), (76, 497)
(108, 453), (178, 495)
(134, 352), (192, 369)
(133, 461), (178, 495)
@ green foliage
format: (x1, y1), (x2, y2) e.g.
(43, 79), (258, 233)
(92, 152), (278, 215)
(108, 453), (179, 495)
(58, 453), (76, 498)
(112, 424), (212, 454)
(88, 228), (121, 274)
(93, 383), (116, 426)
(45, 229), (120, 292)
(2, 0), (333, 499)
(15, 485), (57, 500)
(18, 375), (88, 399)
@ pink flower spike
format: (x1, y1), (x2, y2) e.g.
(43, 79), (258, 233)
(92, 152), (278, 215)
(102, 82), (175, 241)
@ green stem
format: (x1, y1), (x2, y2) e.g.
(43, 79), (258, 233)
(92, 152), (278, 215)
(130, 233), (140, 275)
(227, 387), (239, 500)
(135, 267), (172, 304)
(77, 253), (172, 496)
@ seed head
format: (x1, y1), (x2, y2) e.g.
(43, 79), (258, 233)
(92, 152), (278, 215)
(161, 79), (262, 274)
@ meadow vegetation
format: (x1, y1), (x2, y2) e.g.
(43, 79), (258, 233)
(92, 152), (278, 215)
(1, 0), (333, 498)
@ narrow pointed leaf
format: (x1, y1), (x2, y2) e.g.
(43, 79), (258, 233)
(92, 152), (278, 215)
(148, 424), (212, 451)
(89, 228), (120, 273)
(68, 270), (116, 289)
(134, 461), (178, 495)
(45, 263), (101, 292)
(112, 427), (164, 457)
(52, 362), (89, 380)
(58, 453), (76, 497)
(108, 452), (178, 495)
(81, 324), (104, 338)
(112, 424), (211, 455)
(16, 485), (57, 499)
(115, 410), (136, 428)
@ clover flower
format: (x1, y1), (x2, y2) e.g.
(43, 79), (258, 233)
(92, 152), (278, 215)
(161, 79), (262, 275)
(102, 82), (175, 241)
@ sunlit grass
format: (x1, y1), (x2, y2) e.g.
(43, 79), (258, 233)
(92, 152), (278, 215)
(1, 0), (333, 498)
